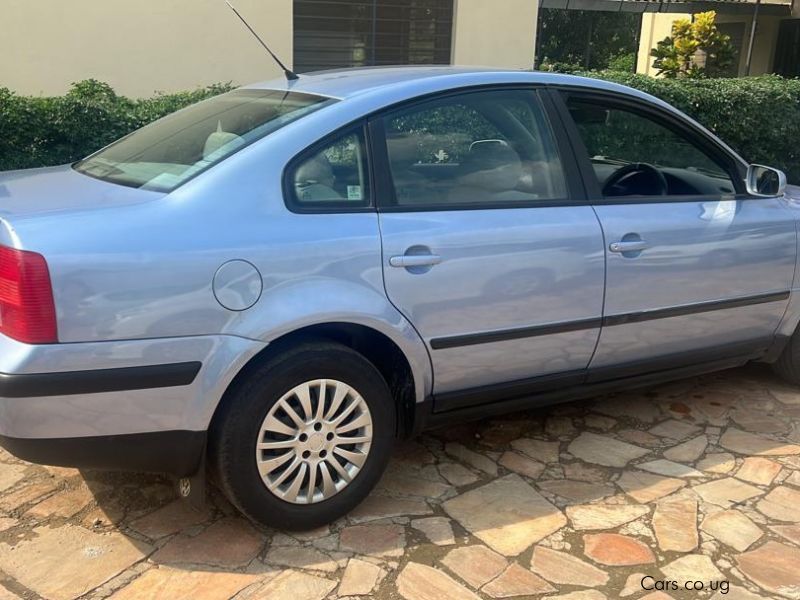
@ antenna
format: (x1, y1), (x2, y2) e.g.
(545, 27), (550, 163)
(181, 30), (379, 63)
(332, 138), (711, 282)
(225, 1), (299, 81)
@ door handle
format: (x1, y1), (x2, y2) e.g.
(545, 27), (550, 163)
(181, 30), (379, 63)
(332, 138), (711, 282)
(609, 240), (649, 253)
(389, 254), (442, 268)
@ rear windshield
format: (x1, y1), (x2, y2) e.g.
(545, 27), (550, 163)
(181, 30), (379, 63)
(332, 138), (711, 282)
(74, 89), (333, 192)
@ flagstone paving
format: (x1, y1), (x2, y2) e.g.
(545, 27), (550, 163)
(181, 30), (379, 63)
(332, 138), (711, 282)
(0, 366), (799, 598)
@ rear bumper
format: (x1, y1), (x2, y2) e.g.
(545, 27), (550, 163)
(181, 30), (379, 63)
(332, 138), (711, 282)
(0, 430), (206, 476)
(0, 333), (266, 474)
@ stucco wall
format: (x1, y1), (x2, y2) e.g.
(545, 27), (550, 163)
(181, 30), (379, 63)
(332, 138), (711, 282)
(0, 0), (292, 97)
(2, 0), (539, 98)
(451, 0), (538, 69)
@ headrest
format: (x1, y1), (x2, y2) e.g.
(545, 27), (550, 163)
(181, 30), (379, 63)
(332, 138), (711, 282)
(457, 141), (522, 192)
(294, 153), (335, 188)
(203, 126), (245, 161)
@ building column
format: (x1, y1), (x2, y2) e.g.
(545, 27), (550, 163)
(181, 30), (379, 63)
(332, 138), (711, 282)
(636, 12), (692, 76)
(451, 0), (538, 69)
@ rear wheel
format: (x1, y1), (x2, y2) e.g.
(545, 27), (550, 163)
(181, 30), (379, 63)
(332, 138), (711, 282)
(773, 328), (800, 385)
(210, 341), (395, 530)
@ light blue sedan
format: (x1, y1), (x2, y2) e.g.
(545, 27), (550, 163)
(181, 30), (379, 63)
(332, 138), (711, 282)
(0, 67), (794, 528)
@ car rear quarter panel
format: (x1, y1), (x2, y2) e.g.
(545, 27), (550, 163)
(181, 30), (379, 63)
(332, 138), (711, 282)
(4, 102), (434, 408)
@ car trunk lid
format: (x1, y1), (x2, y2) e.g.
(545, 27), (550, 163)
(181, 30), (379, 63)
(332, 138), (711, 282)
(0, 164), (165, 224)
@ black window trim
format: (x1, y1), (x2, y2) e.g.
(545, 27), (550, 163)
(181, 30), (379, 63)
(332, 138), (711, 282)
(549, 86), (760, 205)
(368, 85), (586, 213)
(282, 120), (375, 214)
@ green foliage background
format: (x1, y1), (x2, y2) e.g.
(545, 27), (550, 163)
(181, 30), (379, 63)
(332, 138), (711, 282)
(536, 8), (640, 72)
(1, 75), (798, 184)
(0, 80), (234, 172)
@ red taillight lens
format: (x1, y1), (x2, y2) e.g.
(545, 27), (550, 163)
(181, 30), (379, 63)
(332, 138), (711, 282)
(0, 246), (58, 344)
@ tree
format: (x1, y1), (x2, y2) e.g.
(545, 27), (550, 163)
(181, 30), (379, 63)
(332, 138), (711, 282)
(650, 11), (736, 78)
(536, 8), (640, 72)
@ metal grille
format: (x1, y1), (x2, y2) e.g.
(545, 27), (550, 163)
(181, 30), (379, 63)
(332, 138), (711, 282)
(293, 0), (454, 73)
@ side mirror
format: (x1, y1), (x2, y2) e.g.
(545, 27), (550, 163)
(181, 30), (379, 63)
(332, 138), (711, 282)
(746, 164), (787, 197)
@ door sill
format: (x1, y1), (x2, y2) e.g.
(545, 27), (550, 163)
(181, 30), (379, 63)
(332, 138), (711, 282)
(427, 338), (771, 424)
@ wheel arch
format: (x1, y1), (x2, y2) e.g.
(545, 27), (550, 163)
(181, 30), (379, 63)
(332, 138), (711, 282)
(209, 321), (431, 438)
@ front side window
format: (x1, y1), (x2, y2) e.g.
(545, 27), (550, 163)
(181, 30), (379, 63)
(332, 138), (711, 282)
(75, 90), (333, 192)
(288, 129), (370, 209)
(567, 98), (737, 198)
(382, 89), (567, 208)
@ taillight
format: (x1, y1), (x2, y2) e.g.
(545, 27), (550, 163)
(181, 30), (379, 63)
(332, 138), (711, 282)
(0, 245), (58, 344)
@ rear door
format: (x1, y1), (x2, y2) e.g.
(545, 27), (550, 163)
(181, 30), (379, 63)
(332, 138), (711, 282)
(372, 87), (606, 408)
(557, 90), (796, 375)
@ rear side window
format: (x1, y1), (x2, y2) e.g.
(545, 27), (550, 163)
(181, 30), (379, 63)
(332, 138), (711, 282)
(74, 90), (333, 192)
(287, 128), (371, 211)
(381, 89), (567, 208)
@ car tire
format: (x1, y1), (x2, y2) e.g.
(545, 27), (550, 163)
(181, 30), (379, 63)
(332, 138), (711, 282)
(210, 340), (395, 530)
(773, 329), (800, 385)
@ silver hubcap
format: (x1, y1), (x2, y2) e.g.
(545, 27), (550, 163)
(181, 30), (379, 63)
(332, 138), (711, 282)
(255, 379), (373, 504)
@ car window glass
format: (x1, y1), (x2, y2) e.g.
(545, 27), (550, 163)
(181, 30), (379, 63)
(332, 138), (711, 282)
(383, 90), (567, 207)
(290, 130), (369, 208)
(567, 98), (736, 198)
(74, 90), (333, 192)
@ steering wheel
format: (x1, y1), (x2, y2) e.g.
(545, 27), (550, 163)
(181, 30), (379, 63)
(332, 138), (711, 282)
(602, 162), (668, 197)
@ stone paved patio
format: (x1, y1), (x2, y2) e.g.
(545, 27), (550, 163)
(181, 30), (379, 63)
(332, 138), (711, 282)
(1, 364), (800, 599)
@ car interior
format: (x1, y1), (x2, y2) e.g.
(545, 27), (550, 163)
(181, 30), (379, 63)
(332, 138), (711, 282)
(385, 95), (567, 206)
(292, 92), (741, 207)
(293, 133), (367, 203)
(567, 100), (738, 198)
(292, 92), (568, 207)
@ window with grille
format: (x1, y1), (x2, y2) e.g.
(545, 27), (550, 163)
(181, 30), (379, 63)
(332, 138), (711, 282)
(293, 0), (454, 73)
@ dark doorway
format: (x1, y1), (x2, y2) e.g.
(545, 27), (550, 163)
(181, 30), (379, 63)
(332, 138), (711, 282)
(775, 19), (800, 78)
(716, 22), (747, 77)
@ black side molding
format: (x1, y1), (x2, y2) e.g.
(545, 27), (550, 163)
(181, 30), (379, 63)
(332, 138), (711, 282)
(0, 430), (206, 476)
(431, 318), (602, 350)
(429, 291), (790, 350)
(603, 291), (790, 327)
(0, 362), (202, 398)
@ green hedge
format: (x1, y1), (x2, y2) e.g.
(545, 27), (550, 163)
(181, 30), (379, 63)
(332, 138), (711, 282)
(1, 75), (798, 183)
(581, 72), (800, 184)
(0, 80), (234, 172)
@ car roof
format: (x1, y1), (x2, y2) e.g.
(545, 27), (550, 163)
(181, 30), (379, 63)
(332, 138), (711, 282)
(243, 65), (639, 102)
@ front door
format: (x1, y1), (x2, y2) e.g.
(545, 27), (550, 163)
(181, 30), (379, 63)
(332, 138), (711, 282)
(560, 92), (796, 374)
(374, 88), (606, 407)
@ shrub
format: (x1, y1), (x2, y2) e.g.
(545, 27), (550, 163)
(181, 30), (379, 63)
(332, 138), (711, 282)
(607, 52), (636, 73)
(0, 80), (234, 172)
(583, 72), (800, 183)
